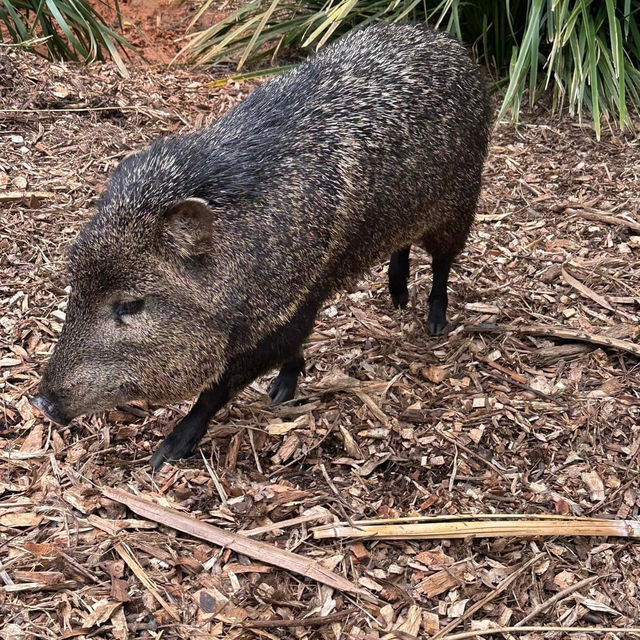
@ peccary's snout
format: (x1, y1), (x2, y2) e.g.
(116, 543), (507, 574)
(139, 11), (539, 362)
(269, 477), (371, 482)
(31, 392), (70, 426)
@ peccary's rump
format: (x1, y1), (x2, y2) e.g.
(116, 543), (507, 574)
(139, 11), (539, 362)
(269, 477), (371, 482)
(33, 24), (491, 465)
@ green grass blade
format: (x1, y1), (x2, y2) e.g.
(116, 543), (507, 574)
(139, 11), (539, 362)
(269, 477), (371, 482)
(529, 4), (541, 105)
(623, 0), (631, 37)
(580, 0), (600, 137)
(237, 0), (282, 69)
(497, 0), (544, 123)
(171, 0), (640, 134)
(44, 0), (89, 58)
(604, 0), (619, 76)
(1, 0), (29, 40)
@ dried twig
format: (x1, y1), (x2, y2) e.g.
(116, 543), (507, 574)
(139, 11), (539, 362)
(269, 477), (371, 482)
(465, 323), (640, 358)
(515, 575), (600, 626)
(114, 542), (180, 621)
(432, 553), (545, 640)
(242, 608), (355, 628)
(200, 451), (228, 504)
(567, 207), (640, 233)
(0, 105), (166, 114)
(440, 626), (640, 640)
(59, 551), (108, 587)
(103, 487), (363, 595)
(0, 191), (55, 204)
(562, 265), (615, 312)
(482, 369), (567, 408)
(312, 515), (640, 540)
(241, 511), (330, 537)
(436, 428), (509, 480)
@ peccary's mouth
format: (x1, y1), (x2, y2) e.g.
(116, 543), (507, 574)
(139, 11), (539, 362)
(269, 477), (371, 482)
(30, 394), (71, 426)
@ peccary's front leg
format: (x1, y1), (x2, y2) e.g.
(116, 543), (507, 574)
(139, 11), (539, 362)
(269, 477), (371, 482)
(266, 302), (318, 405)
(150, 380), (230, 471)
(268, 352), (305, 405)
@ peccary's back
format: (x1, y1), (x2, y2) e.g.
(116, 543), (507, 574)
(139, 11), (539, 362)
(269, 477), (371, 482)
(205, 24), (489, 285)
(100, 24), (490, 329)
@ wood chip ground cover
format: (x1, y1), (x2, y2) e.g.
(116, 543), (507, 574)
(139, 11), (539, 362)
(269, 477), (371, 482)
(1, 51), (639, 639)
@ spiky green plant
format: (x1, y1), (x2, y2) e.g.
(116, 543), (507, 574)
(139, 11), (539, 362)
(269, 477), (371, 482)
(0, 0), (137, 75)
(177, 0), (640, 137)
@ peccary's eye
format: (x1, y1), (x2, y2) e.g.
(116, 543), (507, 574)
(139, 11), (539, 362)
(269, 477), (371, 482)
(113, 299), (145, 319)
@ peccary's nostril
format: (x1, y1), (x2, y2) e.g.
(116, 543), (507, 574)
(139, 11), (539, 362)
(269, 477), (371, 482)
(30, 394), (70, 426)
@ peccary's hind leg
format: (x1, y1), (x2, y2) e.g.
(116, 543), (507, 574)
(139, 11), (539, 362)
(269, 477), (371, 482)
(150, 381), (230, 471)
(268, 351), (305, 405)
(388, 246), (410, 309)
(427, 253), (453, 335)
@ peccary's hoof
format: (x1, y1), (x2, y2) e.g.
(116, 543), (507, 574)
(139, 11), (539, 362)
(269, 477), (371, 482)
(428, 319), (447, 336)
(390, 288), (409, 309)
(150, 445), (172, 471)
(150, 423), (206, 471)
(268, 372), (298, 405)
(149, 439), (191, 471)
(427, 303), (448, 336)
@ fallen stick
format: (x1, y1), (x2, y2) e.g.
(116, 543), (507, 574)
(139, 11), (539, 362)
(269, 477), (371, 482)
(566, 207), (640, 233)
(0, 449), (49, 460)
(464, 323), (640, 358)
(240, 511), (330, 537)
(242, 608), (355, 628)
(482, 369), (567, 408)
(103, 487), (363, 595)
(0, 190), (55, 204)
(312, 516), (640, 540)
(440, 626), (640, 640)
(436, 428), (509, 480)
(115, 542), (180, 621)
(432, 554), (544, 640)
(562, 265), (615, 312)
(515, 574), (600, 626)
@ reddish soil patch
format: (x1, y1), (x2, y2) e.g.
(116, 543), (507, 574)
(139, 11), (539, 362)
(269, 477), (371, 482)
(93, 0), (224, 65)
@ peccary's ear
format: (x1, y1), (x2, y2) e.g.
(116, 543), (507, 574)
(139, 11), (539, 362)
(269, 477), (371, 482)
(164, 198), (214, 257)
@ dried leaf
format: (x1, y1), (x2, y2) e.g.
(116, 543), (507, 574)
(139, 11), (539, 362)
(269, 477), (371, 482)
(581, 471), (605, 502)
(421, 365), (447, 383)
(82, 600), (121, 628)
(0, 512), (43, 528)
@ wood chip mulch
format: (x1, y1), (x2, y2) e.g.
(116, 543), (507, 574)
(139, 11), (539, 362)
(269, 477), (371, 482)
(1, 50), (640, 639)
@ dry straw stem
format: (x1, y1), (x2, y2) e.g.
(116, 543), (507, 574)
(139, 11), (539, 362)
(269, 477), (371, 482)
(515, 575), (600, 626)
(103, 487), (364, 595)
(312, 514), (640, 540)
(114, 542), (180, 621)
(464, 323), (640, 358)
(562, 265), (615, 312)
(432, 553), (545, 640)
(242, 608), (356, 628)
(566, 207), (640, 234)
(439, 626), (640, 640)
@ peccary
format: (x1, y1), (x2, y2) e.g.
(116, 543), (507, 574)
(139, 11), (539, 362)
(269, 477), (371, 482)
(32, 23), (491, 469)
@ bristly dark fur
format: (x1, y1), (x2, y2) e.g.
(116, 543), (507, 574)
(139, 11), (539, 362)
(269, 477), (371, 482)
(35, 23), (491, 468)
